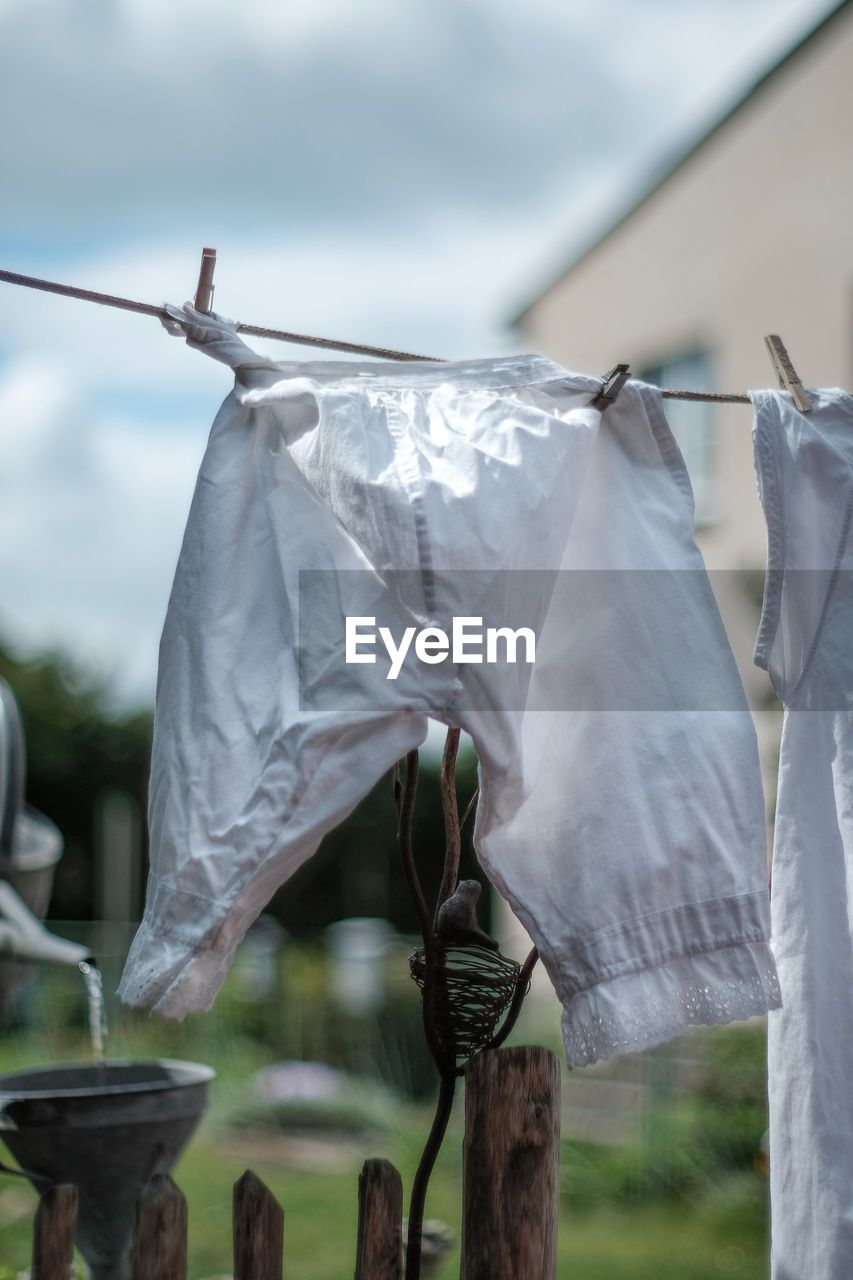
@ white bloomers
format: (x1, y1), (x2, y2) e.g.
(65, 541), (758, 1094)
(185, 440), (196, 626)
(751, 386), (853, 1280)
(117, 305), (780, 1067)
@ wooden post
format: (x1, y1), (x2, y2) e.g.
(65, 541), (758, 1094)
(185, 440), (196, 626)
(128, 1174), (188, 1280)
(355, 1158), (403, 1280)
(461, 1046), (560, 1280)
(233, 1170), (284, 1280)
(31, 1184), (78, 1280)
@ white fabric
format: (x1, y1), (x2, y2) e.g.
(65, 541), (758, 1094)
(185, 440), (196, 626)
(751, 386), (853, 1280)
(118, 305), (779, 1070)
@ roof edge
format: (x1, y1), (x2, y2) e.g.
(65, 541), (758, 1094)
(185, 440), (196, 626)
(508, 0), (852, 328)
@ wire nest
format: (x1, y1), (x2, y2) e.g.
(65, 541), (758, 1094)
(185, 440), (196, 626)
(409, 944), (522, 1065)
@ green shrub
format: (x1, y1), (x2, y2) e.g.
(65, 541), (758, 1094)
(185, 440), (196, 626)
(230, 1075), (403, 1137)
(561, 1025), (768, 1208)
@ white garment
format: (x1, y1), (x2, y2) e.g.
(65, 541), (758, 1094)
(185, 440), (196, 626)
(751, 386), (853, 1280)
(118, 305), (780, 1070)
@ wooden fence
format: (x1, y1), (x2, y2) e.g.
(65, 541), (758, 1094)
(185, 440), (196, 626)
(27, 1046), (559, 1280)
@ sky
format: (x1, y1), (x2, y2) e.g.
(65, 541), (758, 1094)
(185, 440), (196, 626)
(0, 0), (840, 709)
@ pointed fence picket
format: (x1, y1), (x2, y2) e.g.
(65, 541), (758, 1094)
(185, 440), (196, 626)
(25, 1045), (559, 1279)
(30, 1183), (78, 1280)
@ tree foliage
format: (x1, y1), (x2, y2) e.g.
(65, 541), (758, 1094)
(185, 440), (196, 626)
(0, 644), (152, 919)
(0, 642), (483, 935)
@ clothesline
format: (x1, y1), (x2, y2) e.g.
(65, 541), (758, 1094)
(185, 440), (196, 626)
(0, 265), (754, 404)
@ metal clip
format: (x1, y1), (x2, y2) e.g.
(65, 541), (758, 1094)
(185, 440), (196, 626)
(591, 363), (631, 409)
(764, 335), (811, 413)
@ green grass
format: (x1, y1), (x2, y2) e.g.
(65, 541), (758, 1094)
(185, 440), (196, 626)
(0, 988), (771, 1278)
(0, 1087), (769, 1279)
(0, 1125), (769, 1280)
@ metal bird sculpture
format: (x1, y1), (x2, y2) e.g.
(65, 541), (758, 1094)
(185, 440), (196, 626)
(435, 880), (499, 950)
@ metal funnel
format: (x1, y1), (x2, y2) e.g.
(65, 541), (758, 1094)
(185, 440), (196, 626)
(0, 1058), (215, 1280)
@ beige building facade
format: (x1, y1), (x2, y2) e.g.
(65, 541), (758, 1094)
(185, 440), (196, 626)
(497, 0), (853, 994)
(512, 0), (853, 578)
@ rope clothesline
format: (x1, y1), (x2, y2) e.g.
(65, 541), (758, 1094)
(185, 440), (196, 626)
(0, 265), (754, 404)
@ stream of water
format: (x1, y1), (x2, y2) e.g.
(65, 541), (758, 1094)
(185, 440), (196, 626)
(78, 960), (108, 1064)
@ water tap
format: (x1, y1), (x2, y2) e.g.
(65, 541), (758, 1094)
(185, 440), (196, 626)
(0, 676), (93, 970)
(0, 881), (92, 968)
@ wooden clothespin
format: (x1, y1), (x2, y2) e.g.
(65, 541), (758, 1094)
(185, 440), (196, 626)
(592, 363), (631, 409)
(764, 334), (811, 412)
(194, 247), (217, 315)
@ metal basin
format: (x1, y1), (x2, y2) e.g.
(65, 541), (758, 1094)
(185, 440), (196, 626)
(0, 1059), (215, 1280)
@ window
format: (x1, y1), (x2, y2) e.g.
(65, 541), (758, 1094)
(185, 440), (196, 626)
(641, 351), (717, 526)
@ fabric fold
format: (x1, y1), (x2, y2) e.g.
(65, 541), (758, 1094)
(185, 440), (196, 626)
(749, 385), (853, 1280)
(120, 311), (778, 1076)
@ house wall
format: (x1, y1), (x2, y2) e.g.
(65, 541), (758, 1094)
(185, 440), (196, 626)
(497, 7), (853, 987)
(517, 4), (853, 572)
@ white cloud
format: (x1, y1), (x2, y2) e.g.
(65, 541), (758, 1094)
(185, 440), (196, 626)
(0, 0), (841, 703)
(0, 223), (532, 376)
(0, 354), (206, 706)
(8, 0), (831, 238)
(0, 228), (531, 706)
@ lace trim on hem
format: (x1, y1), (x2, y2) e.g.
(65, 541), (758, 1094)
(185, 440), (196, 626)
(561, 949), (781, 1069)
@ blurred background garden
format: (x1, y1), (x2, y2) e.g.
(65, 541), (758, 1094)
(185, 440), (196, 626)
(0, 643), (771, 1278)
(3, 0), (851, 1274)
